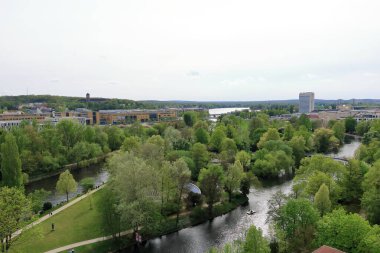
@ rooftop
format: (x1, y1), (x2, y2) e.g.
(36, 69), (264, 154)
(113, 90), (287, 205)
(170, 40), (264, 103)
(313, 245), (345, 253)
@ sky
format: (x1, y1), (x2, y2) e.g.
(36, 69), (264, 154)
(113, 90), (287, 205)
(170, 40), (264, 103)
(0, 0), (380, 101)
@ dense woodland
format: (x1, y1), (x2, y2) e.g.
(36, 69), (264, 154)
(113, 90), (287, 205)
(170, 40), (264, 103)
(1, 109), (380, 252)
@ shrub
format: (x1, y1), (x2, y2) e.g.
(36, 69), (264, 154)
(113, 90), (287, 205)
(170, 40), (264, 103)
(42, 202), (53, 211)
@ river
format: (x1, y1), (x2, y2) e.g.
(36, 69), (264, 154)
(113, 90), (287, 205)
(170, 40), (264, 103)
(124, 140), (361, 253)
(25, 136), (360, 252)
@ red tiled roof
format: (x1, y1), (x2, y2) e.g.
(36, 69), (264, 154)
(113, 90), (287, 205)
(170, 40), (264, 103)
(313, 245), (345, 253)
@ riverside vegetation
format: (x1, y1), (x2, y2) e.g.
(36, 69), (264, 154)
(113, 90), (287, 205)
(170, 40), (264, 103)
(1, 110), (380, 253)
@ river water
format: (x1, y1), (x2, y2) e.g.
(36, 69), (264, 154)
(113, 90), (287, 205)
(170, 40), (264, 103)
(125, 140), (361, 253)
(25, 134), (360, 253)
(25, 164), (108, 206)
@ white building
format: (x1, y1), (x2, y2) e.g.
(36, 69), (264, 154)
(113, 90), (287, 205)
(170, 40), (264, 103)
(299, 92), (315, 113)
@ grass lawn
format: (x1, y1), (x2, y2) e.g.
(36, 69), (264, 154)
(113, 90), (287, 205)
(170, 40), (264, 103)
(57, 237), (133, 253)
(10, 189), (107, 253)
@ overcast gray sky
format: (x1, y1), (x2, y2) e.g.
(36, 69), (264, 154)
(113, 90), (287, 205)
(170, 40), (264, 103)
(0, 0), (379, 101)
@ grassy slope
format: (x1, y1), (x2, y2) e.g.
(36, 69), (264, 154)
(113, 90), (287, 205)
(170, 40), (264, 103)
(10, 189), (106, 253)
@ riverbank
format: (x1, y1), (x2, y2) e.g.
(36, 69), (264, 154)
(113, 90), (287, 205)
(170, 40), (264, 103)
(10, 188), (248, 253)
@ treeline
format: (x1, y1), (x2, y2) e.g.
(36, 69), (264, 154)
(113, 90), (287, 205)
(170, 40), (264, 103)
(0, 120), (133, 180)
(207, 118), (380, 253)
(0, 95), (143, 111)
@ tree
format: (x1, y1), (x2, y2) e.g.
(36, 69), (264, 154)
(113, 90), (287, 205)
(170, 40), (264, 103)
(243, 225), (270, 253)
(1, 133), (23, 187)
(171, 159), (191, 226)
(283, 124), (295, 141)
(183, 112), (197, 127)
(332, 121), (346, 144)
(314, 209), (371, 253)
(28, 189), (50, 213)
(314, 183), (331, 216)
(345, 117), (357, 134)
(121, 136), (141, 152)
(266, 190), (287, 223)
(0, 187), (31, 251)
(210, 127), (226, 152)
(289, 135), (306, 168)
(80, 177), (95, 192)
(276, 198), (319, 252)
(105, 126), (125, 151)
(356, 121), (371, 136)
(194, 128), (210, 144)
(297, 114), (312, 130)
(56, 170), (78, 202)
(191, 143), (209, 180)
(257, 128), (280, 149)
(341, 159), (368, 203)
(235, 150), (251, 171)
(224, 161), (245, 202)
(357, 225), (380, 253)
(362, 161), (380, 224)
(313, 128), (335, 153)
(108, 152), (161, 235)
(198, 165), (225, 217)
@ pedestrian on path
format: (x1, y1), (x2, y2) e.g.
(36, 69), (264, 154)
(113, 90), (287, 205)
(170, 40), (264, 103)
(52, 223), (55, 231)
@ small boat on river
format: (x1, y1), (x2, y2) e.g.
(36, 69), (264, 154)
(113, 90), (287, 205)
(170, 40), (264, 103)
(246, 210), (256, 215)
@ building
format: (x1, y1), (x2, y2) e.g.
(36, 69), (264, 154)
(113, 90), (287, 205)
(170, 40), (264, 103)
(313, 245), (345, 253)
(86, 93), (90, 103)
(299, 92), (315, 113)
(97, 109), (178, 125)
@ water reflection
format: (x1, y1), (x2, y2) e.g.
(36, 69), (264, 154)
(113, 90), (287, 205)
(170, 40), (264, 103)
(25, 165), (108, 206)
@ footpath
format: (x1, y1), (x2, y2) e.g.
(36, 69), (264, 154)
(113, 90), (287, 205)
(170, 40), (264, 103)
(11, 184), (105, 239)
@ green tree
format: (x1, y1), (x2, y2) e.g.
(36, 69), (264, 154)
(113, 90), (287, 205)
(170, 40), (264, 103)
(362, 161), (380, 224)
(108, 152), (161, 235)
(171, 158), (191, 226)
(183, 112), (197, 127)
(235, 150), (251, 171)
(314, 183), (331, 216)
(276, 198), (319, 252)
(345, 117), (357, 134)
(297, 114), (312, 130)
(121, 136), (141, 152)
(257, 128), (280, 149)
(105, 126), (125, 151)
(1, 133), (23, 187)
(356, 121), (371, 136)
(80, 177), (95, 192)
(56, 170), (78, 202)
(289, 135), (306, 168)
(283, 124), (295, 141)
(28, 189), (50, 213)
(0, 187), (31, 251)
(332, 121), (346, 144)
(194, 128), (210, 144)
(198, 164), (225, 217)
(210, 127), (226, 152)
(313, 128), (336, 153)
(224, 161), (245, 202)
(341, 159), (368, 202)
(314, 209), (371, 253)
(357, 225), (380, 253)
(191, 143), (209, 180)
(243, 225), (270, 253)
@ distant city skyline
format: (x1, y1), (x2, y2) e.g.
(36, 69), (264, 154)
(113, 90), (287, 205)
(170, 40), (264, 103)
(1, 0), (380, 101)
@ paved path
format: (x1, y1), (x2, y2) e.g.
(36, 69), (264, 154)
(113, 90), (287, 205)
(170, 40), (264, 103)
(44, 230), (132, 253)
(11, 184), (105, 239)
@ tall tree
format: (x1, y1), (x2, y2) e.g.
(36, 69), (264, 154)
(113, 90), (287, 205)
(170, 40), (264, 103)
(1, 133), (23, 187)
(362, 161), (380, 224)
(224, 161), (245, 202)
(276, 198), (319, 252)
(183, 112), (197, 127)
(314, 183), (331, 216)
(243, 225), (271, 253)
(56, 170), (78, 202)
(171, 159), (191, 226)
(314, 209), (371, 253)
(345, 117), (357, 134)
(0, 187), (31, 251)
(191, 143), (209, 180)
(198, 165), (225, 217)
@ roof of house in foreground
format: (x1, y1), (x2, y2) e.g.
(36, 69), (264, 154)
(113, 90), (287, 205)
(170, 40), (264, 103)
(313, 245), (345, 253)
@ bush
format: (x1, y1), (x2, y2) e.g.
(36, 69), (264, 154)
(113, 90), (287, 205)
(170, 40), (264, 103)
(80, 177), (95, 192)
(190, 206), (208, 224)
(42, 202), (53, 211)
(162, 202), (180, 216)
